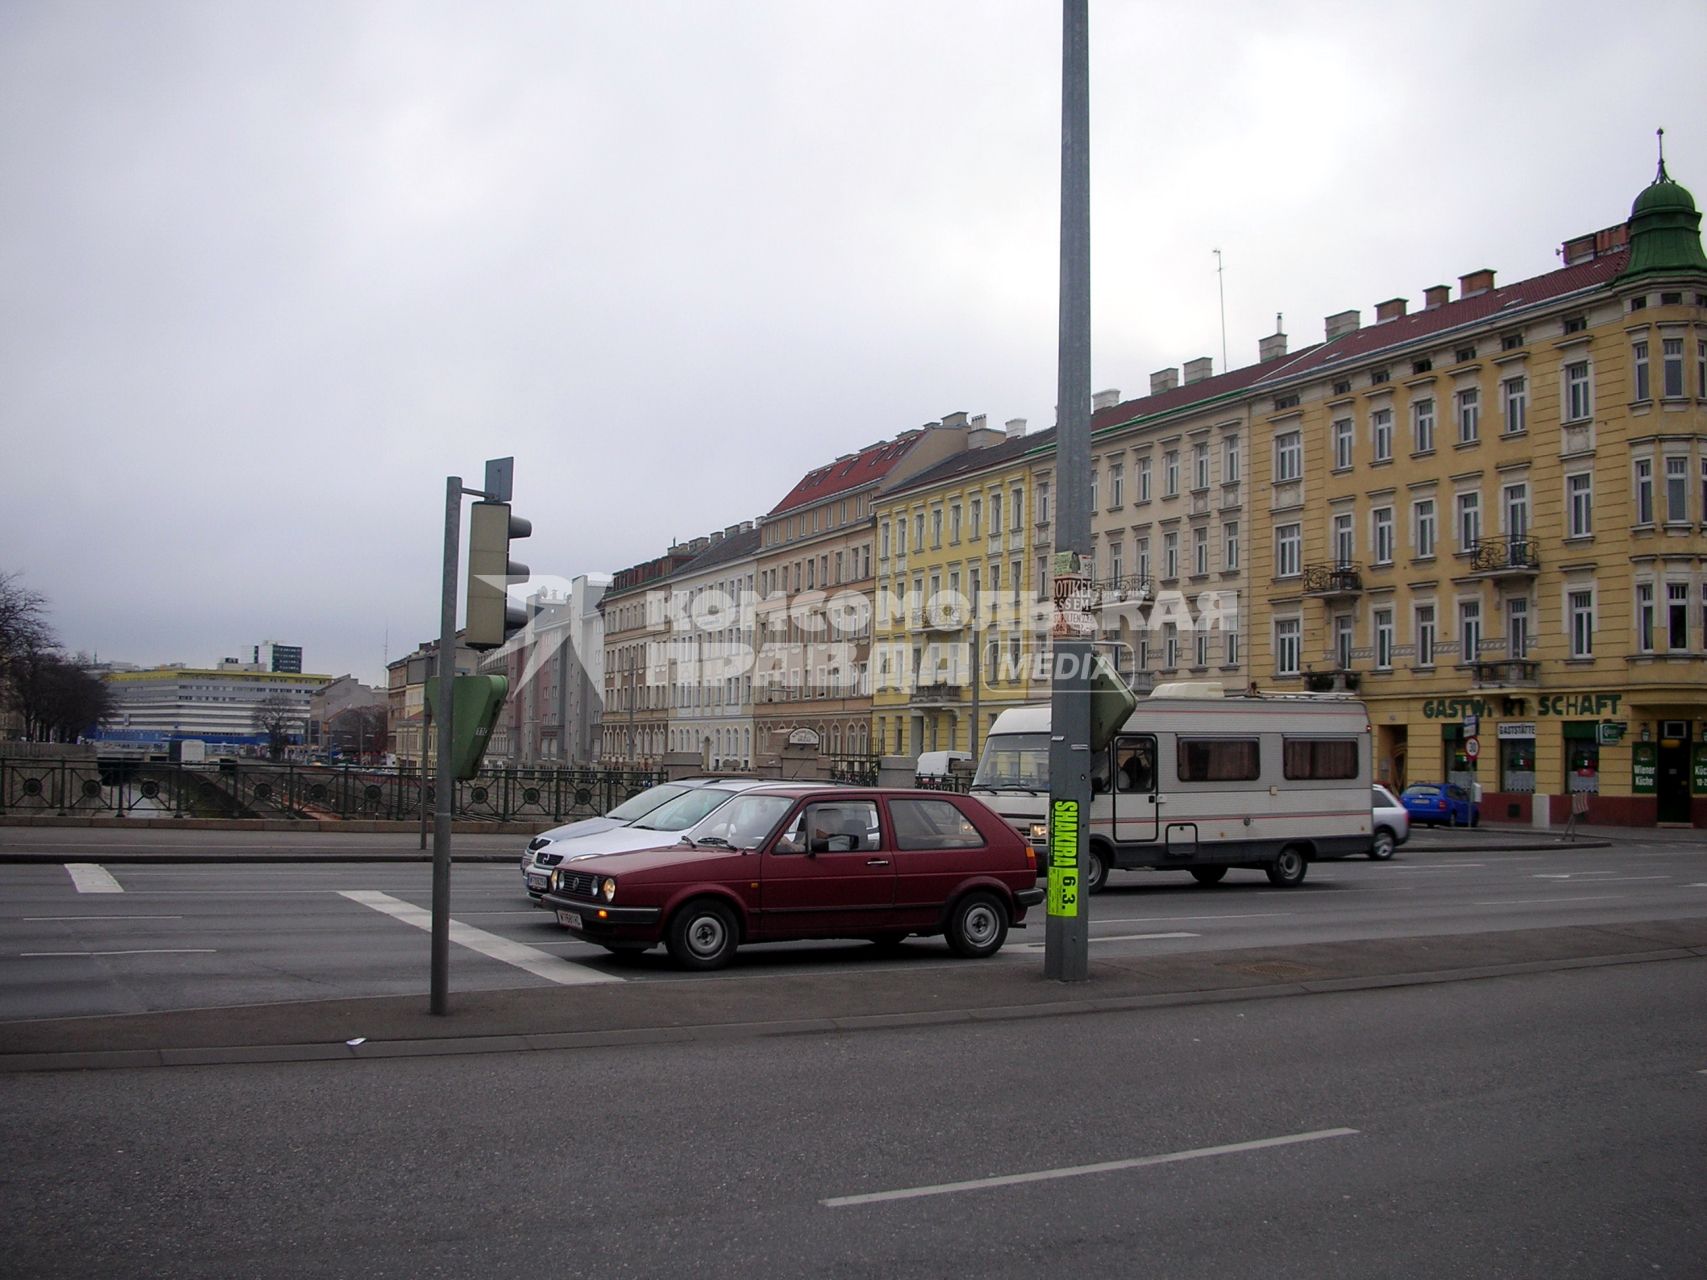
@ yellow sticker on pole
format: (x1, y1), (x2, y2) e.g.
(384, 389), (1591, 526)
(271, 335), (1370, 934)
(1047, 799), (1080, 917)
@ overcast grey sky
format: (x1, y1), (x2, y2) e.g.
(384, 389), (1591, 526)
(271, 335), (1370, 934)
(3, 0), (1702, 685)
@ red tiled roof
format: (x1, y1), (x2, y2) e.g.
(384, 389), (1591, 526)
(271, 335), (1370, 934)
(1091, 344), (1325, 435)
(767, 431), (928, 516)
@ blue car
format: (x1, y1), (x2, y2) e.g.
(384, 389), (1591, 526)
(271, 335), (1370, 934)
(1399, 782), (1479, 827)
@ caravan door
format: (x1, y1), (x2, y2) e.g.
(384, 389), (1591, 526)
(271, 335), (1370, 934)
(1111, 734), (1160, 842)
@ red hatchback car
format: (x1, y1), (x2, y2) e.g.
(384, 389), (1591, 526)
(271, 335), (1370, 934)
(541, 787), (1044, 969)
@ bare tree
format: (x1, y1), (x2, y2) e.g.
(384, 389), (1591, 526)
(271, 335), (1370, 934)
(253, 693), (304, 761)
(12, 650), (112, 742)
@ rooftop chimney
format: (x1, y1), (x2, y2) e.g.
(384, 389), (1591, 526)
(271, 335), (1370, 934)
(1325, 309), (1362, 341)
(1258, 329), (1288, 362)
(1004, 417), (1028, 439)
(1424, 285), (1451, 310)
(1183, 357), (1214, 385)
(1374, 297), (1408, 323)
(1092, 388), (1122, 411)
(1458, 268), (1495, 299)
(940, 410), (970, 429)
(967, 414), (1005, 449)
(1560, 223), (1630, 266)
(1150, 367), (1179, 395)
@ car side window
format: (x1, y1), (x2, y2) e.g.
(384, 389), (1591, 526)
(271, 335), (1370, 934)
(888, 798), (984, 851)
(784, 801), (882, 854)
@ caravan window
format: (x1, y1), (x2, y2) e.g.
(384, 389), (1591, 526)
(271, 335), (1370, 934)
(1177, 738), (1259, 782)
(1283, 738), (1360, 780)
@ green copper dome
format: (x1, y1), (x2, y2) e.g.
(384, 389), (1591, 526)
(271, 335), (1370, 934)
(1617, 146), (1707, 281)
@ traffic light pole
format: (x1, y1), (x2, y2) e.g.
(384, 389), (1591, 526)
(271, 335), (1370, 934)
(1045, 0), (1092, 982)
(430, 474), (460, 1016)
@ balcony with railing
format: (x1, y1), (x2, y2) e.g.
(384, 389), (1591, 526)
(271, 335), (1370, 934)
(1469, 658), (1540, 689)
(910, 681), (966, 707)
(1090, 576), (1153, 609)
(1303, 669), (1361, 693)
(1302, 562), (1363, 599)
(1468, 536), (1540, 579)
(921, 607), (969, 633)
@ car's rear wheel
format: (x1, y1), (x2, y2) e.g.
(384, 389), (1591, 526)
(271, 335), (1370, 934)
(666, 899), (738, 970)
(945, 891), (1009, 958)
(1189, 865), (1228, 885)
(1265, 845), (1309, 887)
(1370, 830), (1397, 860)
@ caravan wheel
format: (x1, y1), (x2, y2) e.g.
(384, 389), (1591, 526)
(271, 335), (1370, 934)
(1265, 846), (1309, 887)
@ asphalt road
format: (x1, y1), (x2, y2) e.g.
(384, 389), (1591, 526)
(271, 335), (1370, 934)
(3, 835), (1705, 1020)
(2, 958), (1702, 1279)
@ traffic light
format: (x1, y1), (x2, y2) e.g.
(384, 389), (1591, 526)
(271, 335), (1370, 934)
(466, 500), (531, 650)
(426, 674), (509, 779)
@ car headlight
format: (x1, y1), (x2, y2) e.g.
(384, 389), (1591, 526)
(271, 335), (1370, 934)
(600, 877), (617, 903)
(1029, 822), (1048, 843)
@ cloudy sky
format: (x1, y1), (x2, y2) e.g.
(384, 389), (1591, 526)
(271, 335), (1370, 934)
(3, 0), (1702, 685)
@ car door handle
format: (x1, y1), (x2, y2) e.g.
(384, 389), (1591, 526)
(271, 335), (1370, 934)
(866, 858), (890, 867)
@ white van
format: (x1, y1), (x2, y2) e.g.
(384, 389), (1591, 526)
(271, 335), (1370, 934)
(915, 750), (972, 780)
(971, 681), (1372, 891)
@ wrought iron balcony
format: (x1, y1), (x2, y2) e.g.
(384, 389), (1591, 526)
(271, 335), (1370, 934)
(1303, 562), (1363, 598)
(1091, 575), (1154, 608)
(911, 681), (966, 707)
(1304, 669), (1361, 693)
(1468, 536), (1540, 578)
(1469, 659), (1539, 689)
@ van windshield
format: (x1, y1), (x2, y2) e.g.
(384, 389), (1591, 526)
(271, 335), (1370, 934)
(972, 733), (1050, 792)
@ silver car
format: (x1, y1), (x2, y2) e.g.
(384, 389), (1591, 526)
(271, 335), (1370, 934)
(1370, 784), (1410, 860)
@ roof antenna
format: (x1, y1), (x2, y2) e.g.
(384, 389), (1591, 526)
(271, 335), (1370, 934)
(1214, 249), (1228, 372)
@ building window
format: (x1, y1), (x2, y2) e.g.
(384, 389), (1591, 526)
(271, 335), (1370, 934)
(1569, 590), (1595, 658)
(1275, 431), (1302, 482)
(1411, 398), (1436, 454)
(1699, 340), (1707, 397)
(880, 522), (891, 559)
(1225, 630), (1239, 667)
(1455, 346), (1477, 363)
(1374, 609), (1394, 669)
(989, 493), (1002, 535)
(1371, 408), (1393, 462)
(1456, 490), (1481, 552)
(1564, 360), (1592, 422)
(1415, 604), (1436, 667)
(1332, 512), (1354, 564)
(1567, 472), (1594, 538)
(1563, 314), (1587, 334)
(1088, 470), (1098, 513)
(1413, 498), (1437, 559)
(1502, 376), (1527, 434)
(1662, 338), (1685, 398)
(1163, 623), (1178, 669)
(1333, 614), (1354, 669)
(1633, 340), (1651, 401)
(1503, 596), (1529, 658)
(1011, 488), (1023, 529)
(1275, 618), (1301, 676)
(1223, 437), (1240, 484)
(1668, 582), (1690, 650)
(1193, 443), (1210, 490)
(1165, 451), (1180, 496)
(1109, 463), (1125, 509)
(1193, 526), (1209, 576)
(1638, 583), (1656, 652)
(1635, 458), (1654, 525)
(1164, 531), (1179, 580)
(1456, 387), (1479, 444)
(1222, 520), (1239, 571)
(1109, 540), (1125, 584)
(1372, 507), (1394, 565)
(1459, 598), (1481, 664)
(1332, 418), (1353, 470)
(950, 504), (961, 544)
(1501, 332), (1524, 351)
(969, 498), (980, 539)
(931, 507), (943, 548)
(1136, 537), (1150, 583)
(1503, 482), (1529, 539)
(1275, 524), (1301, 578)
(1138, 456), (1152, 502)
(1037, 481), (1050, 525)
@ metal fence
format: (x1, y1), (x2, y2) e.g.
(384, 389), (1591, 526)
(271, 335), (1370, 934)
(0, 757), (664, 824)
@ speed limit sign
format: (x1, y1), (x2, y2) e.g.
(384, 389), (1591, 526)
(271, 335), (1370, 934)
(1464, 736), (1480, 760)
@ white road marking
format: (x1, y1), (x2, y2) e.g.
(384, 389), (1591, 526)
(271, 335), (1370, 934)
(822, 1127), (1359, 1207)
(1390, 863), (1486, 870)
(65, 864), (123, 894)
(1535, 871), (1617, 879)
(20, 949), (217, 957)
(1098, 913), (1290, 925)
(23, 915), (184, 921)
(339, 890), (622, 986)
(1472, 896), (1623, 906)
(1020, 932), (1199, 950)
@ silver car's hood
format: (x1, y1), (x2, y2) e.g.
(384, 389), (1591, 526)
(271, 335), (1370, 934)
(561, 825), (700, 860)
(534, 815), (627, 844)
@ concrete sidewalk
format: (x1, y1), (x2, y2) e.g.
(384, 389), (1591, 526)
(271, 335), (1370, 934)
(5, 917), (1702, 1074)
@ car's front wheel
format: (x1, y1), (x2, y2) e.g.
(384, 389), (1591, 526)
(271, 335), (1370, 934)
(945, 891), (1009, 958)
(1265, 845), (1309, 887)
(1370, 830), (1397, 860)
(666, 898), (739, 970)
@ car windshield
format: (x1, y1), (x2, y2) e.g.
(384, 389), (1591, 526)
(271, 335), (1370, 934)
(973, 733), (1050, 790)
(630, 787), (745, 830)
(685, 793), (796, 848)
(605, 783), (692, 822)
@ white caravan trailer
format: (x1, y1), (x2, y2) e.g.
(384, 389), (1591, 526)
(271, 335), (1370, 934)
(969, 681), (1373, 891)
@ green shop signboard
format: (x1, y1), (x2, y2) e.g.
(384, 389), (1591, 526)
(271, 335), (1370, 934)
(1631, 744), (1657, 795)
(1694, 745), (1707, 794)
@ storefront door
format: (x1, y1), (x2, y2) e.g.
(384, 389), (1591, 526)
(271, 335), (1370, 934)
(1656, 740), (1690, 824)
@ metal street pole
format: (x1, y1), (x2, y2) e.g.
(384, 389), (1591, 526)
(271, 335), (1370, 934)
(430, 475), (459, 1015)
(1045, 0), (1092, 982)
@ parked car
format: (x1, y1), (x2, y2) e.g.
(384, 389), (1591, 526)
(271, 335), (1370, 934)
(521, 778), (780, 899)
(540, 787), (1044, 969)
(1399, 781), (1479, 828)
(518, 779), (710, 874)
(1370, 784), (1410, 858)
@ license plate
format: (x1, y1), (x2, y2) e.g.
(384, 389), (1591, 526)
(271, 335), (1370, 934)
(556, 910), (583, 930)
(527, 874), (548, 892)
